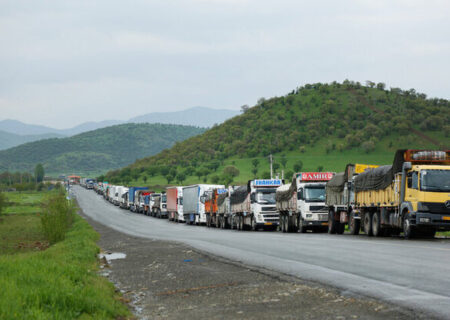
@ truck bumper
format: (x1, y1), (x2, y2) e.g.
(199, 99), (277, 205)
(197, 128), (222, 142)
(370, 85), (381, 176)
(303, 220), (328, 227)
(412, 212), (450, 231)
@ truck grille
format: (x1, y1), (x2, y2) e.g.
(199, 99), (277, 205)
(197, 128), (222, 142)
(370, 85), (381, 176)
(310, 205), (326, 212)
(262, 206), (277, 212)
(421, 202), (450, 214)
(263, 214), (279, 223)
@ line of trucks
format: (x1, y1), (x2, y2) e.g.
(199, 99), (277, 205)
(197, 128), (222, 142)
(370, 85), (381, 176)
(82, 149), (450, 239)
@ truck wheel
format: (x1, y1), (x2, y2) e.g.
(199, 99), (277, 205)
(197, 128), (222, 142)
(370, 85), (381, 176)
(336, 222), (345, 234)
(216, 216), (221, 228)
(287, 216), (295, 233)
(372, 212), (382, 237)
(349, 212), (360, 235)
(239, 216), (244, 231)
(363, 212), (373, 236)
(328, 210), (337, 234)
(403, 216), (416, 239)
(251, 217), (257, 231)
(298, 217), (307, 233)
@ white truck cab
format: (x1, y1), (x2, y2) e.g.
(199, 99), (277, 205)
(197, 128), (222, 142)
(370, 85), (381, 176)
(296, 172), (334, 232)
(249, 179), (282, 227)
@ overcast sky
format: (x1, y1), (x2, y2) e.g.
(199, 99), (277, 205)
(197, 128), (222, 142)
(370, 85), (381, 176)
(1, 0), (449, 128)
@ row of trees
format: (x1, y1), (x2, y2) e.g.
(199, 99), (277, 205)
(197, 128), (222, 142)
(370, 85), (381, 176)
(0, 164), (45, 190)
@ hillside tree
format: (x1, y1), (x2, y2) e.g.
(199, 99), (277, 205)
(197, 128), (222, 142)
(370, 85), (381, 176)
(34, 164), (45, 183)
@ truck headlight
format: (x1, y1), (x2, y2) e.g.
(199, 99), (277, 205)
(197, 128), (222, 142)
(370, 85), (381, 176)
(256, 214), (263, 222)
(306, 214), (312, 218)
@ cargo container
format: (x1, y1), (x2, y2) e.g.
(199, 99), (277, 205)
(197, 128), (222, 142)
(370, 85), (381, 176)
(183, 184), (225, 224)
(353, 150), (450, 238)
(166, 187), (184, 222)
(326, 164), (378, 234)
(231, 179), (282, 231)
(276, 173), (334, 233)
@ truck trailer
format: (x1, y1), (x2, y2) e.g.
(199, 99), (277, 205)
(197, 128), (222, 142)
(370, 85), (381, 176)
(353, 150), (450, 238)
(231, 179), (282, 231)
(166, 187), (184, 222)
(326, 164), (378, 234)
(183, 184), (225, 225)
(276, 172), (334, 233)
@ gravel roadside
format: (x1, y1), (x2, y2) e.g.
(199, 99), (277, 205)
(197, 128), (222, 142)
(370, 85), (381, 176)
(78, 210), (430, 320)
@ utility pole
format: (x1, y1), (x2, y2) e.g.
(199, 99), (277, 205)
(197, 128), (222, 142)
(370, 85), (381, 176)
(269, 154), (273, 179)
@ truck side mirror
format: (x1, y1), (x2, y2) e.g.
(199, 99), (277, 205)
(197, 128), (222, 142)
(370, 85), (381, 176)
(407, 172), (412, 188)
(250, 193), (255, 203)
(200, 196), (205, 203)
(297, 189), (304, 200)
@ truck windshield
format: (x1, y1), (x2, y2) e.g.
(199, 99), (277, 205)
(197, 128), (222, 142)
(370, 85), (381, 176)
(421, 170), (450, 192)
(256, 191), (276, 204)
(304, 186), (326, 202)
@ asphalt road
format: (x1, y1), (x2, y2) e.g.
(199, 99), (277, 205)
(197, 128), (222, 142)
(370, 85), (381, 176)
(73, 186), (450, 319)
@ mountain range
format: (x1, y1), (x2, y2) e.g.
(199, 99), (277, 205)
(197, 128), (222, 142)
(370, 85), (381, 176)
(0, 107), (239, 150)
(0, 123), (205, 176)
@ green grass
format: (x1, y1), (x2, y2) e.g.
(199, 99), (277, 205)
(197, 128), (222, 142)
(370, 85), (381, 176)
(0, 191), (131, 319)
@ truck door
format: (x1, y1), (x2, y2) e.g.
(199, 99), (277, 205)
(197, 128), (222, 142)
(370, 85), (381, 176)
(405, 171), (419, 208)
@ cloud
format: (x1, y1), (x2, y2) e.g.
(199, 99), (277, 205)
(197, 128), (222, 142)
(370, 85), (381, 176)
(0, 0), (449, 127)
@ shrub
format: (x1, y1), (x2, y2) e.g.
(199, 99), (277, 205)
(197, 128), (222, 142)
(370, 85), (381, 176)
(41, 192), (76, 244)
(0, 192), (5, 217)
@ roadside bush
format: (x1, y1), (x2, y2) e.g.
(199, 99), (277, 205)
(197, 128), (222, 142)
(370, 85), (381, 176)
(41, 192), (76, 244)
(0, 192), (5, 217)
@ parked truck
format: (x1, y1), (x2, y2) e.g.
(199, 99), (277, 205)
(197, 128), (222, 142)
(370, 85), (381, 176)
(128, 187), (148, 211)
(204, 188), (228, 227)
(216, 187), (233, 229)
(325, 164), (379, 234)
(166, 187), (184, 222)
(230, 179), (282, 231)
(116, 186), (128, 207)
(276, 172), (334, 233)
(147, 193), (168, 218)
(353, 150), (450, 238)
(183, 184), (225, 225)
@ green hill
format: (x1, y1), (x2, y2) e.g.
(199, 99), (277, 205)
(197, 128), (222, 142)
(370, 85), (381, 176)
(0, 130), (64, 150)
(104, 81), (449, 188)
(0, 123), (205, 176)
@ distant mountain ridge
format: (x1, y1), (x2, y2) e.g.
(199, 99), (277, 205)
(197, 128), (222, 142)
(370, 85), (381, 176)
(0, 130), (64, 151)
(129, 107), (239, 127)
(0, 123), (205, 175)
(0, 106), (238, 137)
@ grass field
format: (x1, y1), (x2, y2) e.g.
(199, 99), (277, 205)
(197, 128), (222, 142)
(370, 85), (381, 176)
(0, 191), (131, 319)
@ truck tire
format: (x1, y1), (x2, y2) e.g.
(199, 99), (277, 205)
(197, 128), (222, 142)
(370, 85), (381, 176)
(363, 212), (373, 236)
(349, 212), (360, 235)
(206, 215), (211, 227)
(239, 216), (244, 231)
(372, 211), (382, 237)
(298, 217), (307, 233)
(328, 210), (337, 234)
(251, 217), (258, 231)
(336, 222), (345, 234)
(216, 216), (221, 229)
(403, 215), (416, 239)
(287, 216), (295, 233)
